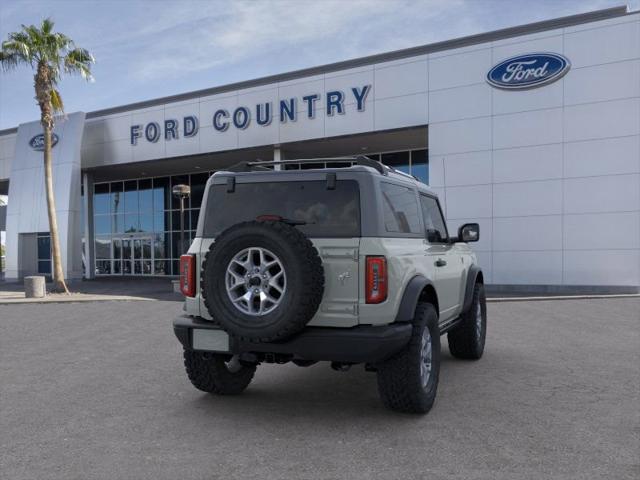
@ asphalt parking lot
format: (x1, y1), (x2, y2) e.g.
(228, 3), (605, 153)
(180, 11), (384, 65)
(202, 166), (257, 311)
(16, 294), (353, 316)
(1, 297), (638, 480)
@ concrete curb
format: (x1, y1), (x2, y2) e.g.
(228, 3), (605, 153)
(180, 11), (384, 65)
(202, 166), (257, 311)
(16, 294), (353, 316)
(0, 295), (155, 305)
(1, 292), (638, 306)
(487, 293), (640, 303)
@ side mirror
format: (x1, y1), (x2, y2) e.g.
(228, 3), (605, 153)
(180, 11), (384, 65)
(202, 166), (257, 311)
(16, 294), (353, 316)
(458, 223), (480, 243)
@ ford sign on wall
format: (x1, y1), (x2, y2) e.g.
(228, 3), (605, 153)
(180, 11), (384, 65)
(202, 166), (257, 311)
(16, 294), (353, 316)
(29, 133), (59, 151)
(487, 53), (570, 90)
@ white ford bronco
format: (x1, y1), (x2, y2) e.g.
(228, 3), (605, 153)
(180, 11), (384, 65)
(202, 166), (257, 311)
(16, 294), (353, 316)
(173, 157), (486, 413)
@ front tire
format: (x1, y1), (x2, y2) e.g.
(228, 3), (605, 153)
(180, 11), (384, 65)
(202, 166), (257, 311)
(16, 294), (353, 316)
(183, 350), (256, 395)
(376, 303), (440, 414)
(448, 282), (487, 360)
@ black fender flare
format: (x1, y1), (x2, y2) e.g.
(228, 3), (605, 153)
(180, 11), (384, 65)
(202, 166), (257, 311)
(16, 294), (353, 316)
(394, 275), (436, 323)
(461, 265), (483, 314)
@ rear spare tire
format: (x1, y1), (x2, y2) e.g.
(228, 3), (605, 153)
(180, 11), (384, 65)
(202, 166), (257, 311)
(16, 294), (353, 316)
(202, 221), (324, 342)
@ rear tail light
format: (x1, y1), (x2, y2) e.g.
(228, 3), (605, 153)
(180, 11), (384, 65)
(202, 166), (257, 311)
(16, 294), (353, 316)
(366, 256), (387, 304)
(180, 254), (196, 297)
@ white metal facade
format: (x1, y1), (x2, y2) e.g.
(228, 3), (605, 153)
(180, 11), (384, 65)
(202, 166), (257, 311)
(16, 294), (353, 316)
(0, 7), (638, 290)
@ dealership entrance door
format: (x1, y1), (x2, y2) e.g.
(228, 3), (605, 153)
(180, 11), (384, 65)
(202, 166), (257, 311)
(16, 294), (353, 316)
(113, 235), (153, 275)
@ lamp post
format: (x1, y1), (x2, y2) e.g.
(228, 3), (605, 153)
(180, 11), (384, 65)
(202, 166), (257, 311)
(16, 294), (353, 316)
(172, 184), (191, 255)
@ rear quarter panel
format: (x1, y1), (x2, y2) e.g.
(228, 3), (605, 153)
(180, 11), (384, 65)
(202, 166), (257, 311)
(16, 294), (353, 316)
(359, 237), (432, 326)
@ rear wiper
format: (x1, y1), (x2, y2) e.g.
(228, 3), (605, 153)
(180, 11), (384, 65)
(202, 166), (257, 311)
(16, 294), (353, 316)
(256, 215), (308, 226)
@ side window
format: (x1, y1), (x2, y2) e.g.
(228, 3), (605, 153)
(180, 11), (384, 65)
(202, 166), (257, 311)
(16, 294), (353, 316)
(380, 182), (421, 234)
(420, 195), (449, 243)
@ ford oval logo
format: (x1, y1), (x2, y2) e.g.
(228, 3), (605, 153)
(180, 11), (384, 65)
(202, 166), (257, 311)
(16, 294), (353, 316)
(29, 133), (59, 151)
(487, 53), (570, 90)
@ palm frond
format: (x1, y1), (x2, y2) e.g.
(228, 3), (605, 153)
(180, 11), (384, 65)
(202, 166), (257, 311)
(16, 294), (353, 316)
(0, 51), (20, 70)
(22, 24), (42, 48)
(41, 17), (54, 35)
(53, 32), (72, 50)
(2, 36), (32, 64)
(2, 18), (95, 115)
(64, 47), (94, 81)
(50, 88), (64, 113)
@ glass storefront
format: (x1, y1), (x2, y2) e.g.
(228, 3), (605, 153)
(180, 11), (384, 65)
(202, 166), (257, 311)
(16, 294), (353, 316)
(37, 232), (51, 275)
(93, 172), (210, 276)
(372, 149), (428, 184)
(285, 149), (429, 184)
(91, 150), (427, 277)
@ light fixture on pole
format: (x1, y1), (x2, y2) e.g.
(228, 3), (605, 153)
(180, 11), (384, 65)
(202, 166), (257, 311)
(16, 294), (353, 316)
(172, 184), (191, 255)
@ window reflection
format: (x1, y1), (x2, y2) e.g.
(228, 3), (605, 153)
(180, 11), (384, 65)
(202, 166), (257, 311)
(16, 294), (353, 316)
(153, 177), (170, 211)
(94, 183), (110, 214)
(93, 173), (211, 276)
(124, 181), (138, 212)
(139, 213), (153, 232)
(111, 182), (123, 215)
(190, 173), (208, 208)
(381, 151), (411, 176)
(411, 149), (428, 184)
(139, 180), (153, 212)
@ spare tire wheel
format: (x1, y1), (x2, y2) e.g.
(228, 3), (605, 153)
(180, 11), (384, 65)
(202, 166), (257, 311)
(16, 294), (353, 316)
(201, 221), (325, 342)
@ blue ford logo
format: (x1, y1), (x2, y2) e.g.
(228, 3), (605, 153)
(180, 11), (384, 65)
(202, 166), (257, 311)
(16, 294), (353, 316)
(29, 133), (59, 151)
(487, 53), (570, 90)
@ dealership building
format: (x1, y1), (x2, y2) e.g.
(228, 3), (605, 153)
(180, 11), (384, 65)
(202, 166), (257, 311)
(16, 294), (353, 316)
(0, 5), (638, 292)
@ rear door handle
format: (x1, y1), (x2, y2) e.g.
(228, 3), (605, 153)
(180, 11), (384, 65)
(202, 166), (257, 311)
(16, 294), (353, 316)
(435, 258), (447, 267)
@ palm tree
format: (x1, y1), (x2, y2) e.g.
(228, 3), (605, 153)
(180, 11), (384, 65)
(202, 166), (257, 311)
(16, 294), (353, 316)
(0, 18), (94, 293)
(0, 196), (5, 273)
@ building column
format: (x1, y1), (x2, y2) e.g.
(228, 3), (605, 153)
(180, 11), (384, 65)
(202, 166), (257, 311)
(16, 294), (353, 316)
(83, 172), (95, 279)
(273, 146), (282, 170)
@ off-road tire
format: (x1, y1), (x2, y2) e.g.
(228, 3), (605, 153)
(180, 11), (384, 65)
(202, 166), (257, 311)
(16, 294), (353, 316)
(376, 303), (440, 414)
(448, 282), (486, 360)
(183, 350), (256, 395)
(201, 221), (324, 342)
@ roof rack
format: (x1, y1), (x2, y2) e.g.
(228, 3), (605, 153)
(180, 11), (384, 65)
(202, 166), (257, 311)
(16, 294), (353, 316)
(226, 156), (387, 175)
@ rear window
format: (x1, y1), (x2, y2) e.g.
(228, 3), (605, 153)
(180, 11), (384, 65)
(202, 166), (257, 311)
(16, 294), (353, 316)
(203, 180), (360, 237)
(380, 182), (421, 234)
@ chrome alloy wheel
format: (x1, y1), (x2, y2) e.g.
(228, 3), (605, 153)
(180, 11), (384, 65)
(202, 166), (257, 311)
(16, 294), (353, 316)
(420, 328), (433, 388)
(225, 247), (286, 316)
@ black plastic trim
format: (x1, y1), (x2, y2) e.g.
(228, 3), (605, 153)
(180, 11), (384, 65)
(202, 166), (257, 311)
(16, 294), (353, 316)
(394, 275), (433, 323)
(462, 266), (482, 313)
(174, 315), (412, 364)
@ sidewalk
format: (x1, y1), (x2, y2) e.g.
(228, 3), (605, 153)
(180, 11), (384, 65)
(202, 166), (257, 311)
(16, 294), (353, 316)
(0, 277), (183, 304)
(1, 276), (637, 305)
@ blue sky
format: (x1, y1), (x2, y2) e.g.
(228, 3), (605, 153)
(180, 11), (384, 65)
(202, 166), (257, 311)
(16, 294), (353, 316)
(0, 0), (634, 130)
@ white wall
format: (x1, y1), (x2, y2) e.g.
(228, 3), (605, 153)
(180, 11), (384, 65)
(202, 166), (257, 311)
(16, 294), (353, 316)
(0, 133), (16, 181)
(429, 12), (640, 288)
(5, 113), (85, 280)
(81, 56), (429, 168)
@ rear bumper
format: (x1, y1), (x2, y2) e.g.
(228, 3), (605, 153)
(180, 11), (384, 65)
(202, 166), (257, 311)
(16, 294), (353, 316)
(173, 315), (412, 364)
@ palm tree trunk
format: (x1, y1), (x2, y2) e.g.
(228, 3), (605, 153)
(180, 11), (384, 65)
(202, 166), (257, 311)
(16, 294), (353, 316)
(43, 123), (69, 293)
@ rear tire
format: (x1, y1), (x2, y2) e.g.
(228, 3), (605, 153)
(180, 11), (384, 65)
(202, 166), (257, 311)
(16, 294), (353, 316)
(448, 282), (487, 360)
(183, 350), (256, 395)
(376, 303), (440, 414)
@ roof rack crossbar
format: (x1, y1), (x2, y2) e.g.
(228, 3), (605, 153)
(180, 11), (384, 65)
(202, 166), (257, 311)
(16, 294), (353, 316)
(238, 156), (387, 174)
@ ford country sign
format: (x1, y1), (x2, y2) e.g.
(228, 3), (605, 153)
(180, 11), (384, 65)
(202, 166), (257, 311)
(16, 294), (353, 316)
(487, 53), (570, 90)
(130, 84), (371, 146)
(29, 133), (59, 151)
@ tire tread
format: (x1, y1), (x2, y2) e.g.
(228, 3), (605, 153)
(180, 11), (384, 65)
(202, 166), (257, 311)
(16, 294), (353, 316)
(183, 350), (256, 395)
(377, 303), (440, 414)
(448, 283), (486, 360)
